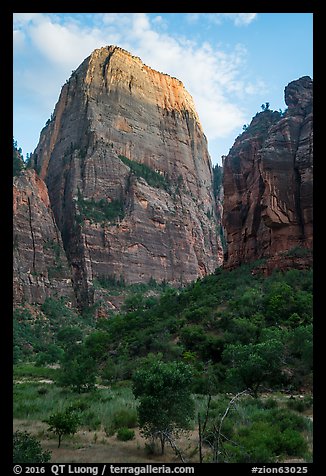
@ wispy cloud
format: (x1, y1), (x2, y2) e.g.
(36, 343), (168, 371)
(222, 13), (257, 26)
(186, 13), (257, 26)
(13, 12), (264, 157)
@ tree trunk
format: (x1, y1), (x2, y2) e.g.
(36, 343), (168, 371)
(58, 434), (62, 448)
(198, 413), (203, 463)
(198, 395), (211, 463)
(160, 435), (165, 455)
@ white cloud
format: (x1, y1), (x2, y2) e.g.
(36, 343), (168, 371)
(185, 13), (257, 27)
(224, 13), (257, 26)
(186, 14), (200, 24)
(13, 13), (44, 27)
(235, 13), (257, 25)
(13, 29), (25, 49)
(23, 15), (111, 67)
(13, 12), (264, 160)
(152, 16), (164, 25)
(97, 13), (254, 140)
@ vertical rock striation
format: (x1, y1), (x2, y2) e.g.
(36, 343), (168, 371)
(13, 169), (74, 305)
(223, 76), (313, 268)
(32, 46), (222, 306)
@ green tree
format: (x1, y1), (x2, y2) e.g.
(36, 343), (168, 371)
(56, 326), (83, 350)
(41, 297), (78, 323)
(212, 165), (223, 198)
(13, 139), (24, 177)
(13, 430), (51, 463)
(35, 344), (64, 366)
(132, 358), (195, 455)
(122, 293), (146, 312)
(224, 314), (265, 345)
(58, 344), (97, 393)
(286, 325), (313, 387)
(223, 339), (284, 397)
(44, 409), (80, 448)
(84, 331), (111, 362)
(264, 282), (295, 324)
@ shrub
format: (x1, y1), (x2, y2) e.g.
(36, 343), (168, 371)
(284, 247), (311, 258)
(13, 431), (51, 463)
(286, 398), (312, 413)
(116, 428), (135, 441)
(41, 297), (77, 323)
(77, 191), (125, 224)
(56, 327), (83, 349)
(13, 141), (24, 177)
(35, 344), (64, 366)
(303, 395), (313, 407)
(104, 425), (115, 437)
(144, 441), (156, 455)
(118, 155), (169, 190)
(266, 408), (308, 432)
(225, 418), (307, 462)
(112, 408), (138, 429)
(37, 387), (48, 396)
(262, 398), (278, 409)
(104, 408), (138, 436)
(67, 400), (89, 413)
(83, 411), (101, 430)
(280, 428), (308, 456)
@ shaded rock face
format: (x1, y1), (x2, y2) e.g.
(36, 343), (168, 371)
(251, 250), (313, 277)
(13, 169), (74, 305)
(223, 76), (313, 268)
(33, 46), (222, 306)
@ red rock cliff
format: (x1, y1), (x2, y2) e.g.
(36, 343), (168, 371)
(13, 169), (74, 305)
(223, 76), (313, 268)
(32, 46), (222, 305)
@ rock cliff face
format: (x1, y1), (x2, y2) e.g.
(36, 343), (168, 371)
(223, 76), (313, 268)
(32, 46), (222, 306)
(13, 169), (74, 305)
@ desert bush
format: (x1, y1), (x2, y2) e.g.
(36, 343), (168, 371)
(286, 397), (312, 413)
(112, 408), (138, 429)
(262, 397), (278, 409)
(116, 428), (135, 441)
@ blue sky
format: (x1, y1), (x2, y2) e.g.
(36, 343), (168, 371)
(13, 13), (313, 165)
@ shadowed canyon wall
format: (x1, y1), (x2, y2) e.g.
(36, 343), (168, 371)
(223, 76), (313, 268)
(13, 169), (74, 305)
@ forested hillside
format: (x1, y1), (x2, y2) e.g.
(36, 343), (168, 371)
(13, 256), (312, 462)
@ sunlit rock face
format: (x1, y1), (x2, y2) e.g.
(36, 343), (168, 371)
(33, 46), (222, 306)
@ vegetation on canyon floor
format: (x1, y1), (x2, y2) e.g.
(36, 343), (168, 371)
(13, 258), (313, 463)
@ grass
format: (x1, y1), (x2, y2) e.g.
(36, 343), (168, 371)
(13, 361), (313, 463)
(13, 364), (59, 380)
(13, 381), (313, 463)
(13, 380), (138, 432)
